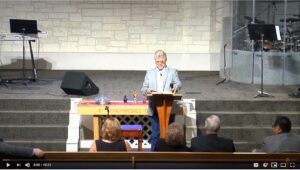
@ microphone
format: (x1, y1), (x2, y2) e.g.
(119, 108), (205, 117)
(160, 73), (162, 76)
(170, 83), (176, 94)
(105, 106), (109, 116)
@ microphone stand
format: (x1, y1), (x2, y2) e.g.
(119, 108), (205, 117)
(216, 22), (252, 86)
(216, 44), (229, 85)
(105, 106), (110, 117)
(22, 28), (26, 85)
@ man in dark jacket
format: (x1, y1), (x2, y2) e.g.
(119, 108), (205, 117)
(0, 139), (44, 158)
(260, 116), (300, 153)
(190, 115), (235, 152)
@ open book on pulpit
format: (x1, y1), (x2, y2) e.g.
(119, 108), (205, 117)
(148, 92), (182, 99)
(151, 91), (173, 95)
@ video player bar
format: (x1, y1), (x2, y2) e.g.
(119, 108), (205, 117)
(0, 160), (298, 169)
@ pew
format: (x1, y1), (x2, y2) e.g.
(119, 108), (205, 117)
(1, 152), (300, 169)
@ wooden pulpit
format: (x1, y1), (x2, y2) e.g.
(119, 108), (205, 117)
(147, 93), (182, 139)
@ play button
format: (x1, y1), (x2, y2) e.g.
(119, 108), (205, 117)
(6, 163), (10, 167)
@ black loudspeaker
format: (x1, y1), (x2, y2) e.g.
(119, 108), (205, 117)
(61, 71), (99, 96)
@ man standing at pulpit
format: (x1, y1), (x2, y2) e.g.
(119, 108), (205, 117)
(141, 49), (182, 151)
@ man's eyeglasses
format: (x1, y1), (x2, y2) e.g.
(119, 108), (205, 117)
(155, 61), (166, 64)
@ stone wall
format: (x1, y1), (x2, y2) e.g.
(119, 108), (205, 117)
(0, 0), (230, 70)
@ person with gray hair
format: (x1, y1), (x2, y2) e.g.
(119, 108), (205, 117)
(141, 49), (182, 151)
(190, 115), (235, 152)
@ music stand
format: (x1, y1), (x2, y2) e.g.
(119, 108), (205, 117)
(10, 19), (38, 34)
(247, 24), (278, 98)
(9, 19), (38, 85)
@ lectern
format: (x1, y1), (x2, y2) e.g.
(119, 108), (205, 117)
(147, 93), (182, 139)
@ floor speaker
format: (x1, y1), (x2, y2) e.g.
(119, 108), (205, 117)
(61, 71), (99, 96)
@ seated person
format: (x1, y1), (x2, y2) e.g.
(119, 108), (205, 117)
(190, 115), (235, 152)
(89, 117), (131, 152)
(155, 122), (190, 152)
(0, 139), (44, 158)
(260, 116), (300, 153)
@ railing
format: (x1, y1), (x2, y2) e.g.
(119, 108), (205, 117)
(1, 152), (300, 169)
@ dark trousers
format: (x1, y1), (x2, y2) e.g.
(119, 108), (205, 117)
(150, 111), (175, 151)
